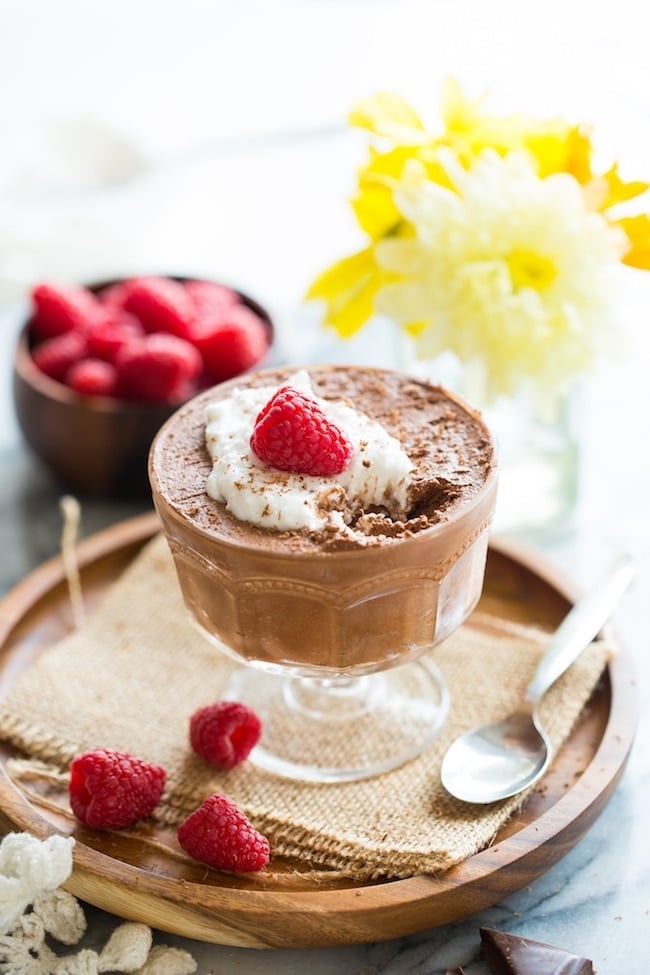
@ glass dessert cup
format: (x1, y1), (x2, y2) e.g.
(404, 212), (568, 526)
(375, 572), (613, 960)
(149, 367), (499, 783)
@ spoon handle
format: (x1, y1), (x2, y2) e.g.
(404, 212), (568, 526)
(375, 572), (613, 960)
(525, 552), (635, 704)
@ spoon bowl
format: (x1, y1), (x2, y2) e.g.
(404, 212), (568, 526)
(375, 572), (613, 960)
(441, 708), (551, 804)
(440, 553), (635, 804)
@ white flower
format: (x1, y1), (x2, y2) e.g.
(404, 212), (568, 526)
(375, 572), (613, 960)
(374, 150), (627, 403)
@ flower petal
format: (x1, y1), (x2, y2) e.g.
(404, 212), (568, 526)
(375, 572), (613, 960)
(349, 92), (427, 142)
(305, 248), (376, 301)
(615, 214), (650, 269)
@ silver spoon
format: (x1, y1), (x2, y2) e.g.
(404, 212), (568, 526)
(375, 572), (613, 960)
(440, 552), (635, 804)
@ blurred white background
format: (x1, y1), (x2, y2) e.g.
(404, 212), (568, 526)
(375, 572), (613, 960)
(2, 0), (649, 547)
(2, 0), (649, 299)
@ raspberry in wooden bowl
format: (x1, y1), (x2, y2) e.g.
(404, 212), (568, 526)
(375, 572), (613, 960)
(12, 275), (274, 498)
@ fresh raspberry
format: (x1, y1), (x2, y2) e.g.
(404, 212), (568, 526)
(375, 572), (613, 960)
(66, 358), (119, 397)
(69, 749), (166, 830)
(30, 282), (102, 340)
(177, 794), (270, 873)
(184, 279), (239, 323)
(96, 280), (132, 310)
(191, 305), (270, 383)
(115, 333), (202, 403)
(122, 276), (196, 338)
(31, 330), (89, 382)
(189, 701), (261, 770)
(250, 385), (353, 476)
(87, 313), (144, 362)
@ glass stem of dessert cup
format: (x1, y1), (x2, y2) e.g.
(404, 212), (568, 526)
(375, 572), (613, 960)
(222, 657), (450, 784)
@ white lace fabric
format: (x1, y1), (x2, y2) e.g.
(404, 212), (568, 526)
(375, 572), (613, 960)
(0, 833), (197, 974)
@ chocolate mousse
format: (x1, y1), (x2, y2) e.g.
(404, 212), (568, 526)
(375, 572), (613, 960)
(480, 928), (596, 975)
(149, 365), (498, 675)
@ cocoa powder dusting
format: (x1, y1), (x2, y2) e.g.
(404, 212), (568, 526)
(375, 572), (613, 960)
(152, 365), (496, 554)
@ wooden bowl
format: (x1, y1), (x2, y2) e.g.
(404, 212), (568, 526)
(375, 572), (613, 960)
(12, 278), (275, 499)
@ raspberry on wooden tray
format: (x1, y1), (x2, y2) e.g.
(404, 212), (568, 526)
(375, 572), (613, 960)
(177, 794), (270, 873)
(68, 749), (166, 830)
(189, 700), (262, 770)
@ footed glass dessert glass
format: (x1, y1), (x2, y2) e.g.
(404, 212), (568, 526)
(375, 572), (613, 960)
(149, 366), (499, 783)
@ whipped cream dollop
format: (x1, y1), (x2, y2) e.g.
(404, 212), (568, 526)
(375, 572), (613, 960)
(205, 370), (415, 532)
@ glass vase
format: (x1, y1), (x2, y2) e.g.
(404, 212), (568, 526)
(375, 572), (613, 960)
(399, 347), (580, 538)
(479, 386), (580, 537)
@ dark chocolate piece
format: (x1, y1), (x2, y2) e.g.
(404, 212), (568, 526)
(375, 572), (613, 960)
(480, 927), (595, 974)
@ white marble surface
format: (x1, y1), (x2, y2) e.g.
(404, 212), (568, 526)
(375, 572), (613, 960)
(1, 1), (649, 971)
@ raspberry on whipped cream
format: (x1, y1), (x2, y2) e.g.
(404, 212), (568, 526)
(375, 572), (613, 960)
(205, 370), (415, 533)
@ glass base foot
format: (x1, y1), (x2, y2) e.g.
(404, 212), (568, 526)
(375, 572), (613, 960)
(224, 659), (449, 783)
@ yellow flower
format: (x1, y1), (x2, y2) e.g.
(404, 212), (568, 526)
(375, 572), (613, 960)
(439, 78), (584, 175)
(306, 79), (650, 397)
(614, 214), (650, 268)
(305, 247), (397, 338)
(350, 147), (412, 240)
(349, 91), (428, 143)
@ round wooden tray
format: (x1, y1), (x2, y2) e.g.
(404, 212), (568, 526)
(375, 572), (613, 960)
(0, 513), (636, 949)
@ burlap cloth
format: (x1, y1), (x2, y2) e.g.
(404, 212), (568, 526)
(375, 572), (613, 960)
(0, 534), (609, 880)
